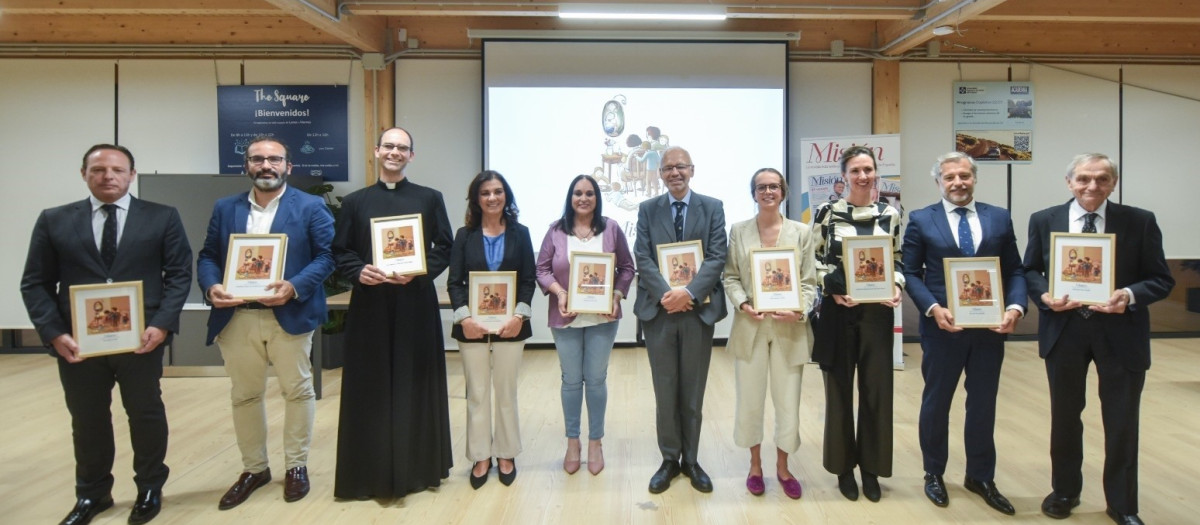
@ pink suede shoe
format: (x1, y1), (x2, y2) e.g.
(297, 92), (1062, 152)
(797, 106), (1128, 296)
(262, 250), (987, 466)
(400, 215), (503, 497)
(778, 475), (803, 500)
(746, 474), (765, 496)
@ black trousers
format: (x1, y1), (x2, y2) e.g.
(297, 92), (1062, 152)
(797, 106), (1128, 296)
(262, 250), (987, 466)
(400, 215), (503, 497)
(57, 346), (169, 499)
(1046, 313), (1144, 515)
(820, 302), (894, 477)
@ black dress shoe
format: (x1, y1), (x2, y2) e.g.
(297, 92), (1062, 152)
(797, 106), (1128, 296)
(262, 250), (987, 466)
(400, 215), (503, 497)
(469, 459), (492, 490)
(964, 477), (1015, 515)
(218, 469), (272, 510)
(284, 466), (310, 502)
(1105, 507), (1144, 525)
(498, 459), (518, 486)
(1041, 492), (1081, 519)
(681, 462), (713, 493)
(861, 472), (881, 502)
(128, 489), (161, 525)
(648, 460), (681, 494)
(924, 473), (949, 507)
(837, 473), (859, 501)
(60, 495), (114, 525)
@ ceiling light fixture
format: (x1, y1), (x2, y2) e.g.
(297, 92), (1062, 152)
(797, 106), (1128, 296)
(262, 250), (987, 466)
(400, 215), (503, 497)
(558, 3), (726, 21)
(931, 25), (955, 36)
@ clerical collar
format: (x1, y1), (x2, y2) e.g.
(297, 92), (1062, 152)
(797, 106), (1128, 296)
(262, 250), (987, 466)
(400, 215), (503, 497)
(379, 177), (407, 190)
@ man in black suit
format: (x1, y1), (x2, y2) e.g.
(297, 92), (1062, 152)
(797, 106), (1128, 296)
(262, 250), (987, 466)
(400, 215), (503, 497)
(633, 146), (728, 494)
(1024, 153), (1174, 525)
(902, 152), (1026, 515)
(21, 144), (192, 525)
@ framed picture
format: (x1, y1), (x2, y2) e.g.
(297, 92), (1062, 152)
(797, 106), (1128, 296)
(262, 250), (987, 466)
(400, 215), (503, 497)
(68, 280), (145, 358)
(656, 240), (709, 304)
(1049, 232), (1116, 305)
(944, 257), (1004, 328)
(841, 235), (895, 303)
(371, 214), (427, 277)
(749, 246), (803, 312)
(223, 234), (287, 300)
(567, 251), (615, 314)
(469, 271), (517, 333)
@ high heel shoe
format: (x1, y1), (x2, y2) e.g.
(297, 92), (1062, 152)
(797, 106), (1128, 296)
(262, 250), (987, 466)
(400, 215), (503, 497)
(587, 440), (604, 475)
(564, 438), (581, 474)
(469, 459), (491, 490)
(498, 458), (518, 486)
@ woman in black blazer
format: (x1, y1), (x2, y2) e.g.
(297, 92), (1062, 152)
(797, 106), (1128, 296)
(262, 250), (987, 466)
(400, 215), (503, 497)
(447, 170), (536, 489)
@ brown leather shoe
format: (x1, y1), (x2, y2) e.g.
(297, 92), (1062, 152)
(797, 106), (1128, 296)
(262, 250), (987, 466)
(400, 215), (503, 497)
(218, 469), (271, 510)
(284, 466), (310, 502)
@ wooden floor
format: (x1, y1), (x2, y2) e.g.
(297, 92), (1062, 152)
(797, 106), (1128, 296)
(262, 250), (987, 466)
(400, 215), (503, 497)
(2, 339), (1197, 524)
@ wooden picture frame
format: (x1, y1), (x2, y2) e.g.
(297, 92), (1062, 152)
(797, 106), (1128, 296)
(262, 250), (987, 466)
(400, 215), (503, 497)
(1049, 232), (1116, 305)
(223, 233), (287, 300)
(656, 240), (709, 304)
(567, 251), (615, 314)
(749, 246), (803, 312)
(69, 280), (145, 358)
(469, 271), (517, 334)
(944, 256), (1004, 328)
(370, 214), (427, 277)
(841, 235), (895, 303)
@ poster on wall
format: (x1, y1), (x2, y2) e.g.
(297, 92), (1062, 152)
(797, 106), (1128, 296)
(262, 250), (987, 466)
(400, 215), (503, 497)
(217, 85), (349, 181)
(952, 82), (1033, 163)
(798, 134), (904, 369)
(797, 134), (901, 224)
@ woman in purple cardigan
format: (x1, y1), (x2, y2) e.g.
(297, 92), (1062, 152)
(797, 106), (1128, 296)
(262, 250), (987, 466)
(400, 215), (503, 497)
(535, 174), (635, 476)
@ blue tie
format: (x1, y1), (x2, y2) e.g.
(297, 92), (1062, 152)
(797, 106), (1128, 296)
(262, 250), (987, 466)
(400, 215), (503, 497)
(673, 201), (685, 242)
(955, 207), (975, 257)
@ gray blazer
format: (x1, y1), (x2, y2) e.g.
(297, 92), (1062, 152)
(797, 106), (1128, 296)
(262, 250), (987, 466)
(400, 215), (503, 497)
(633, 191), (728, 325)
(722, 216), (817, 366)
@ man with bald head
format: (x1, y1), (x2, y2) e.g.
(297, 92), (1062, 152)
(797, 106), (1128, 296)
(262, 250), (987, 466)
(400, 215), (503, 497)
(633, 146), (728, 494)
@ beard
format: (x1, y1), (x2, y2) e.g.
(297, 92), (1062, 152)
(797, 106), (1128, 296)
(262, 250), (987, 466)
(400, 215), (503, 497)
(250, 170), (287, 191)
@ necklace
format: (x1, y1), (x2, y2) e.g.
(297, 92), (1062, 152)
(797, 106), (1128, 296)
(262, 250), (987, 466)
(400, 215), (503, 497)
(573, 224), (594, 242)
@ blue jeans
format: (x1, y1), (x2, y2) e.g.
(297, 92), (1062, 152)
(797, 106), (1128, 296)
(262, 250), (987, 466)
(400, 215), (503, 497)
(551, 321), (619, 440)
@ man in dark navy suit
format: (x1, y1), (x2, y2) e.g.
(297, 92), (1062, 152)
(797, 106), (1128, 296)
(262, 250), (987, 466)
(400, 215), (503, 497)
(1024, 153), (1173, 525)
(197, 136), (334, 510)
(902, 152), (1026, 515)
(22, 144), (192, 525)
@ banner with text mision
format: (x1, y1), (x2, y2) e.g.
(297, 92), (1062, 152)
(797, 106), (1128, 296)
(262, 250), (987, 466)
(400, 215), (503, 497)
(799, 134), (905, 369)
(217, 85), (349, 181)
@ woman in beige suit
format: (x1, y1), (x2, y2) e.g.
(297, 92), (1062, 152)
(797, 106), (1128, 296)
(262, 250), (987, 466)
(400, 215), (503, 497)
(723, 168), (818, 499)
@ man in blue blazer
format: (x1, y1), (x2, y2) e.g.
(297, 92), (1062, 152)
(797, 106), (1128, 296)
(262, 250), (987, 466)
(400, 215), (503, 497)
(1024, 153), (1173, 525)
(196, 136), (334, 510)
(634, 146), (728, 494)
(22, 144), (192, 525)
(902, 152), (1026, 515)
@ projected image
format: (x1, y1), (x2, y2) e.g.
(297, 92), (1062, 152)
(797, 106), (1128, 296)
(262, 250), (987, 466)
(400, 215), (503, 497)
(488, 87), (784, 247)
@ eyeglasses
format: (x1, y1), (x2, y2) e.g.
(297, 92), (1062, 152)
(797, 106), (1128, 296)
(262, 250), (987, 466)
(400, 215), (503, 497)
(660, 164), (693, 173)
(755, 184), (782, 193)
(379, 143), (412, 153)
(248, 155), (286, 166)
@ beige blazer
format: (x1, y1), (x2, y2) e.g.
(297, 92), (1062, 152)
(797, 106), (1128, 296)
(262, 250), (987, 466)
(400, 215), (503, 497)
(722, 215), (818, 366)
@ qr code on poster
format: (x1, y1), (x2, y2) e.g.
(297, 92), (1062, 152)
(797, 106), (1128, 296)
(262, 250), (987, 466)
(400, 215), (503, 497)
(1013, 133), (1031, 152)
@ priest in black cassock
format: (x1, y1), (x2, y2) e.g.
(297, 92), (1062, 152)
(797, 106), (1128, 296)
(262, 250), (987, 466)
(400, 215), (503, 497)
(332, 127), (455, 499)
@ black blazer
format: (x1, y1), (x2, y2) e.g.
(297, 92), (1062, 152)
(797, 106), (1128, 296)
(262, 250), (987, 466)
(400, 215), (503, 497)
(447, 221), (536, 342)
(21, 197), (193, 351)
(1023, 200), (1174, 370)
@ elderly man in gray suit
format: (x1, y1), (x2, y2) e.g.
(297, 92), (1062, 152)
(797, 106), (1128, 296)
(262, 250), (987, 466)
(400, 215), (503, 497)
(634, 146), (728, 494)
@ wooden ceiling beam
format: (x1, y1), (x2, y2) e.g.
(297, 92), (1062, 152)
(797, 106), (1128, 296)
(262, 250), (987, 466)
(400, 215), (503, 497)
(876, 0), (1008, 56)
(260, 0), (388, 52)
(0, 0), (282, 16)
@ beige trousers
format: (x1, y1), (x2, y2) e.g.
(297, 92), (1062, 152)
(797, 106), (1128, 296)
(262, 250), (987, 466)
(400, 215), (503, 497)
(459, 340), (524, 462)
(733, 319), (805, 453)
(216, 309), (315, 472)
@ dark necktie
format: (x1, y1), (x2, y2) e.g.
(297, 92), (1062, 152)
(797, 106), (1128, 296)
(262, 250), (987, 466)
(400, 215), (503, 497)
(673, 201), (685, 242)
(955, 207), (975, 256)
(1082, 212), (1098, 234)
(101, 203), (118, 269)
(1078, 212), (1099, 318)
